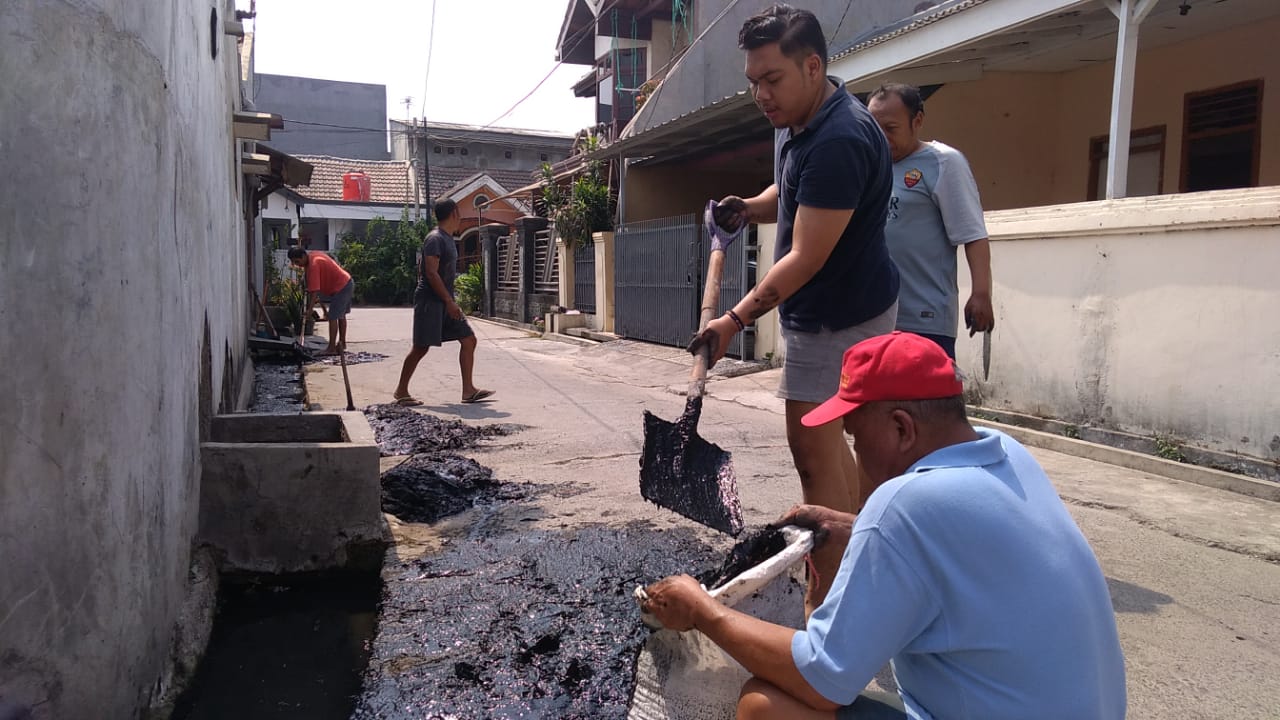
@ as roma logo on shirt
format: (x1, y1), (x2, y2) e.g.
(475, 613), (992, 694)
(904, 168), (923, 188)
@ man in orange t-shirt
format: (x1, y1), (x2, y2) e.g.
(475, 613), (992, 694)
(288, 247), (355, 356)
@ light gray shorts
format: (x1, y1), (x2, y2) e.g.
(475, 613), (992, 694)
(777, 302), (897, 404)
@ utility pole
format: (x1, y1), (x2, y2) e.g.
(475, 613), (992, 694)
(420, 119), (431, 210)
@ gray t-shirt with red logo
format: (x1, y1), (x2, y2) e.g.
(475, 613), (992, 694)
(886, 141), (988, 338)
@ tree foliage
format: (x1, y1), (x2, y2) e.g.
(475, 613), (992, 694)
(336, 212), (433, 306)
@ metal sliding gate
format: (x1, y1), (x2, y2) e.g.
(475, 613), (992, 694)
(614, 213), (749, 359)
(573, 243), (596, 314)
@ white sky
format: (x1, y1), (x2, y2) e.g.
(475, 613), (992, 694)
(241, 0), (596, 135)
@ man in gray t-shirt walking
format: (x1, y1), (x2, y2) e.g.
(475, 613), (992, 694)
(393, 198), (494, 406)
(869, 84), (994, 358)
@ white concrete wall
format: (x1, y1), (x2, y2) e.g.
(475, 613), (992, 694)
(0, 0), (251, 717)
(753, 223), (783, 364)
(959, 187), (1280, 462)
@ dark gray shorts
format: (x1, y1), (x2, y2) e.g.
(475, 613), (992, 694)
(413, 289), (473, 348)
(326, 279), (354, 320)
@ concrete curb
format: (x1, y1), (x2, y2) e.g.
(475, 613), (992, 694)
(976, 419), (1280, 503)
(472, 316), (538, 334)
(540, 332), (598, 348)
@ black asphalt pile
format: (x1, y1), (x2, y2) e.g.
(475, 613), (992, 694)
(700, 524), (787, 590)
(381, 454), (518, 524)
(353, 524), (722, 720)
(364, 403), (512, 456)
(251, 358), (305, 412)
(307, 351), (389, 367)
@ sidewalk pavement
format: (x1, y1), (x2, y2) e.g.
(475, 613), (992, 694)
(302, 307), (1280, 720)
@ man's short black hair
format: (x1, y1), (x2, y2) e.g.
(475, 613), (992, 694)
(286, 247), (307, 261)
(870, 83), (926, 118)
(738, 4), (827, 69)
(434, 198), (458, 224)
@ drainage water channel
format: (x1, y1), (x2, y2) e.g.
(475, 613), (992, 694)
(170, 572), (382, 720)
(250, 355), (307, 412)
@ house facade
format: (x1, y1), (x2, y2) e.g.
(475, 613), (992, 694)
(390, 120), (573, 201)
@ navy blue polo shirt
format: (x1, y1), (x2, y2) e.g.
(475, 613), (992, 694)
(774, 78), (898, 333)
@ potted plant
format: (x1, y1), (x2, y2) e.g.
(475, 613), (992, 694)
(541, 135), (614, 249)
(268, 267), (315, 336)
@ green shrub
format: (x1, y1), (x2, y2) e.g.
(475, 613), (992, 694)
(455, 263), (484, 315)
(541, 135), (613, 248)
(336, 212), (433, 306)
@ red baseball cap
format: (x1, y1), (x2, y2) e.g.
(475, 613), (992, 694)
(801, 331), (965, 427)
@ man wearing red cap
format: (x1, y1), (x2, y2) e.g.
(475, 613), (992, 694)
(641, 332), (1126, 720)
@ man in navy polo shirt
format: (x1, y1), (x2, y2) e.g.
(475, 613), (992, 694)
(690, 3), (899, 611)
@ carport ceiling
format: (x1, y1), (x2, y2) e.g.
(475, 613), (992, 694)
(860, 0), (1276, 86)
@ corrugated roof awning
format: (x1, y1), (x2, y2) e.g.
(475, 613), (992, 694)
(253, 143), (313, 187)
(572, 68), (598, 98)
(588, 93), (768, 163)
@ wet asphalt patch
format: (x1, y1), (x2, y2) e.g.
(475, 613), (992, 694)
(364, 403), (515, 456)
(353, 523), (724, 720)
(357, 398), (783, 718)
(381, 454), (529, 525)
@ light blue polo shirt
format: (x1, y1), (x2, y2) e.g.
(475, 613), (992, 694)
(792, 429), (1126, 720)
(885, 142), (988, 338)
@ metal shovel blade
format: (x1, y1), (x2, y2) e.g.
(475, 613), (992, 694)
(640, 396), (743, 536)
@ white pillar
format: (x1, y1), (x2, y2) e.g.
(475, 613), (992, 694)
(1104, 0), (1159, 200)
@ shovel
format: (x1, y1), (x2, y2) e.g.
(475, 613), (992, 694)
(639, 202), (744, 536)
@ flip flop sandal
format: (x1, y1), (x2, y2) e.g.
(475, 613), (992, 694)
(462, 389), (494, 404)
(393, 396), (423, 407)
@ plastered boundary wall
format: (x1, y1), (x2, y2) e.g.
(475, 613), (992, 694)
(959, 187), (1280, 463)
(0, 0), (251, 716)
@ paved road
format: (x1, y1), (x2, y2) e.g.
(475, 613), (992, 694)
(305, 308), (1280, 719)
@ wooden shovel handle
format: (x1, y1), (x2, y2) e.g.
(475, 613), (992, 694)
(688, 249), (726, 400)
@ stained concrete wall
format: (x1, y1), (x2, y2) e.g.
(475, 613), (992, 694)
(254, 73), (391, 160)
(958, 187), (1280, 462)
(0, 0), (252, 717)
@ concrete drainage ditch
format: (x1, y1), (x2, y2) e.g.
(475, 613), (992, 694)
(172, 407), (388, 718)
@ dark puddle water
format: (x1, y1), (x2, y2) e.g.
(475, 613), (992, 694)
(170, 571), (382, 720)
(364, 403), (515, 456)
(354, 523), (724, 720)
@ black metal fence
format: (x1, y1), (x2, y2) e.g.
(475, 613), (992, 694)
(574, 243), (596, 313)
(613, 214), (748, 358)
